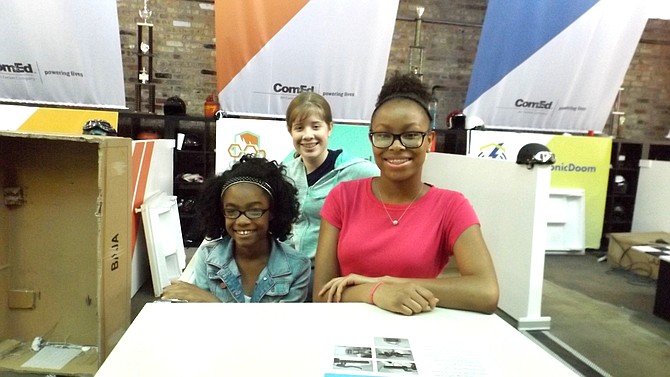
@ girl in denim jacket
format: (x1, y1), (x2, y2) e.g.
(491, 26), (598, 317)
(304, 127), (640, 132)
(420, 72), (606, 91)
(162, 155), (311, 303)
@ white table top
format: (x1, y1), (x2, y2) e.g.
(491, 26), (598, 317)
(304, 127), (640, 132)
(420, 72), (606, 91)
(96, 303), (578, 376)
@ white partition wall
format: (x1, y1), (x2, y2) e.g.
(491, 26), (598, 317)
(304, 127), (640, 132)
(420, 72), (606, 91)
(468, 130), (611, 250)
(423, 153), (552, 330)
(632, 159), (670, 233)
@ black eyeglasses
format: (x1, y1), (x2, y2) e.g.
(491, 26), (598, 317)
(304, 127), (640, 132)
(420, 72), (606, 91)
(368, 132), (427, 149)
(223, 208), (270, 219)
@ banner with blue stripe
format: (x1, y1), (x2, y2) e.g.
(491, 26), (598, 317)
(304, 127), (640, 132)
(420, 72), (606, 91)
(464, 0), (650, 133)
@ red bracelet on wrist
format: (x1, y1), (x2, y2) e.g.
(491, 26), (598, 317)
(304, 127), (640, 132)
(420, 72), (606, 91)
(370, 282), (383, 305)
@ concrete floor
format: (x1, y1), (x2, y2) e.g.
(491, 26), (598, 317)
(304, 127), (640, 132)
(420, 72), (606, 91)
(539, 253), (670, 377)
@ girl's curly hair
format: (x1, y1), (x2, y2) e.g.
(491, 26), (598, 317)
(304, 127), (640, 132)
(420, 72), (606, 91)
(196, 155), (299, 241)
(372, 71), (432, 123)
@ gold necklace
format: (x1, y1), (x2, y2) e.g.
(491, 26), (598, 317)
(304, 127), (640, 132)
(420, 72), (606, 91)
(378, 185), (422, 226)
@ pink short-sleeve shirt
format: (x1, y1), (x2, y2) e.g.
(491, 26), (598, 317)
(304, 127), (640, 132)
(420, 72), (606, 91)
(320, 178), (479, 278)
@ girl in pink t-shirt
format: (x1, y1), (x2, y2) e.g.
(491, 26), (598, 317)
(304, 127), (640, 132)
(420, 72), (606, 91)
(313, 73), (499, 315)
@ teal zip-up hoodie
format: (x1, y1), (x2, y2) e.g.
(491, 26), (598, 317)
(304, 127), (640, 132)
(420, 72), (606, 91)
(285, 150), (379, 260)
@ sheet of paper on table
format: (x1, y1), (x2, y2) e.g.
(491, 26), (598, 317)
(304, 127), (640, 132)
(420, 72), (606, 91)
(324, 336), (492, 377)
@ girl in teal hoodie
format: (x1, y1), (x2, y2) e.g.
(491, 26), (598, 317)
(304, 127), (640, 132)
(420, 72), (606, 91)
(284, 92), (379, 300)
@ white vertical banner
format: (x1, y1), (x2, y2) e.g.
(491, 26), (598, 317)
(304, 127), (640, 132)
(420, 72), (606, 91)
(215, 0), (399, 123)
(0, 0), (125, 108)
(464, 0), (650, 133)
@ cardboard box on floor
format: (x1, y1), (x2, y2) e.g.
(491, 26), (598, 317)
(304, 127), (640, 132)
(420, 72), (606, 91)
(607, 232), (670, 279)
(0, 131), (131, 376)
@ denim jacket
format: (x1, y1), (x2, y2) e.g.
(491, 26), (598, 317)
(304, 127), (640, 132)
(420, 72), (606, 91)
(285, 150), (379, 260)
(191, 237), (311, 303)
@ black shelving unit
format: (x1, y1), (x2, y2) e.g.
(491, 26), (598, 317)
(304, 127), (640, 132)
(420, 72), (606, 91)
(601, 141), (642, 248)
(433, 129), (468, 155)
(165, 115), (216, 247)
(118, 112), (217, 247)
(117, 111), (164, 139)
(601, 139), (670, 249)
(440, 129), (469, 155)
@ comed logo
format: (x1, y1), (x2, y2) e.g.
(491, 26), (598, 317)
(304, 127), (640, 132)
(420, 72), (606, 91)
(273, 83), (315, 94)
(0, 63), (34, 74)
(514, 98), (553, 110)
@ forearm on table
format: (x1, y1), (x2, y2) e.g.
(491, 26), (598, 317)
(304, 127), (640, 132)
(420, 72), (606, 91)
(381, 275), (499, 314)
(314, 282), (376, 304)
(340, 282), (379, 303)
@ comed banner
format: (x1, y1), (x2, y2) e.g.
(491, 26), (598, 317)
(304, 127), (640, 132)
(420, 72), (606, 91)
(0, 0), (125, 108)
(464, 0), (650, 133)
(215, 0), (399, 123)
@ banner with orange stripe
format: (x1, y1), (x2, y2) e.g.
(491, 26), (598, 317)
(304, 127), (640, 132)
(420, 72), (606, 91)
(215, 0), (399, 123)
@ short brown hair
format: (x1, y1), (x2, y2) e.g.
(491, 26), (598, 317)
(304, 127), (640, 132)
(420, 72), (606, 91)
(285, 92), (333, 131)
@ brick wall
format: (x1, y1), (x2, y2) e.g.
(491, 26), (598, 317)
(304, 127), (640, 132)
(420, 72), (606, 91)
(624, 19), (670, 140)
(117, 0), (217, 114)
(116, 0), (670, 140)
(388, 1), (487, 131)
